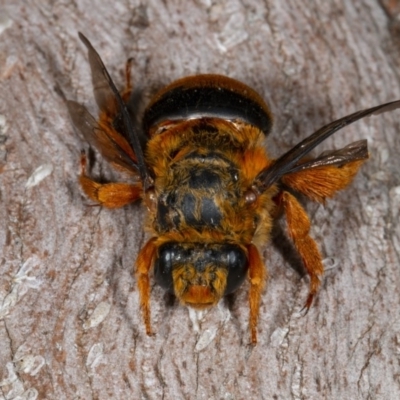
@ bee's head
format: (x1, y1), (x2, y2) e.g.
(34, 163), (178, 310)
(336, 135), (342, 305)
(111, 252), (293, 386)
(154, 242), (248, 308)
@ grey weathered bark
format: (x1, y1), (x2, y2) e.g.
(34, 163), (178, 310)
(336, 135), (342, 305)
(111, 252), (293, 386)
(1, 1), (400, 399)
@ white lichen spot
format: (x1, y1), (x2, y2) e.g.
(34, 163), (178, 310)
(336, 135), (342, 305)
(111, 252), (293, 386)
(217, 300), (231, 323)
(3, 382), (25, 400)
(2, 55), (19, 79)
(86, 343), (104, 369)
(0, 362), (38, 399)
(14, 344), (45, 376)
(15, 388), (39, 400)
(390, 185), (400, 199)
(0, 14), (12, 36)
(0, 362), (18, 386)
(0, 257), (42, 319)
(15, 256), (42, 288)
(209, 3), (223, 22)
(212, 4), (249, 53)
(196, 0), (212, 8)
(395, 237), (400, 254)
(0, 285), (19, 319)
(25, 163), (53, 188)
(0, 114), (8, 135)
(15, 355), (45, 376)
(270, 327), (289, 348)
(322, 257), (339, 271)
(291, 361), (304, 400)
(379, 147), (389, 164)
(195, 327), (218, 352)
(83, 301), (111, 329)
(389, 186), (400, 220)
(364, 204), (375, 219)
(188, 307), (207, 333)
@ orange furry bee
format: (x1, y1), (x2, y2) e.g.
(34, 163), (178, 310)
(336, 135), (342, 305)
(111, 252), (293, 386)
(67, 33), (400, 343)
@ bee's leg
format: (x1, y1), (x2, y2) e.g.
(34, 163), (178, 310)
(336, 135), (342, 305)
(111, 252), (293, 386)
(79, 151), (142, 208)
(247, 243), (267, 344)
(121, 58), (134, 102)
(281, 191), (324, 309)
(125, 58), (133, 91)
(136, 238), (157, 336)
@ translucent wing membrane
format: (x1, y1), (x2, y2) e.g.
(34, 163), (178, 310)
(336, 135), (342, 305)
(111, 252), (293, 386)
(286, 140), (368, 174)
(76, 33), (153, 189)
(254, 100), (400, 192)
(67, 100), (138, 175)
(79, 34), (117, 116)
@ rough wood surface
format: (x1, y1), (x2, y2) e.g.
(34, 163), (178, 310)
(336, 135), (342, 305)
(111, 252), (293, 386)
(1, 1), (400, 399)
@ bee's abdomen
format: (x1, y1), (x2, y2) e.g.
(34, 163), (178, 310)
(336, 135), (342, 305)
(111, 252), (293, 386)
(143, 74), (272, 136)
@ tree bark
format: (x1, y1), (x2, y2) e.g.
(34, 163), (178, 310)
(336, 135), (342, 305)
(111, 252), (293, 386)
(1, 0), (400, 399)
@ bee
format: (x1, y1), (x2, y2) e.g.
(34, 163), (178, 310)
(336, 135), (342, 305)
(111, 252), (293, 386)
(67, 33), (400, 343)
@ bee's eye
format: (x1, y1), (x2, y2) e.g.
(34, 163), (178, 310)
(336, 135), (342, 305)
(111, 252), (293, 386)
(154, 243), (181, 293)
(223, 246), (248, 295)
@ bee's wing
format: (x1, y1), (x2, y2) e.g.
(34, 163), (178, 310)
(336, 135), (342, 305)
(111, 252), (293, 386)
(77, 33), (152, 188)
(286, 140), (368, 174)
(254, 100), (400, 192)
(78, 33), (117, 117)
(67, 100), (139, 175)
